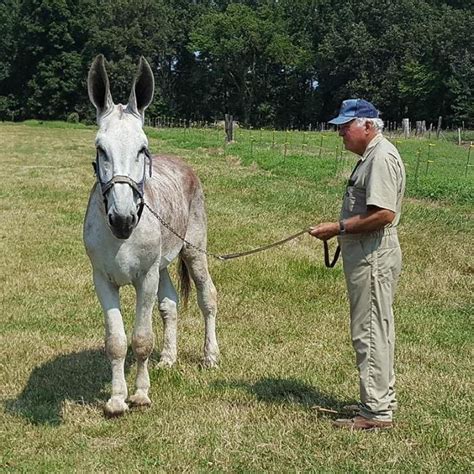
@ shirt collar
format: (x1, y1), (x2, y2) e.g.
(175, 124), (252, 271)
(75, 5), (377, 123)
(361, 133), (383, 161)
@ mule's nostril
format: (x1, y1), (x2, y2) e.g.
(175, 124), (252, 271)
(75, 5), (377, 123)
(106, 208), (137, 240)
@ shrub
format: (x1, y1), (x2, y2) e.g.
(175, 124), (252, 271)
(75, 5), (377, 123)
(67, 112), (80, 123)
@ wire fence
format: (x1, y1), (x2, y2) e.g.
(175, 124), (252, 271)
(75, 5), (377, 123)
(145, 116), (474, 144)
(144, 118), (473, 204)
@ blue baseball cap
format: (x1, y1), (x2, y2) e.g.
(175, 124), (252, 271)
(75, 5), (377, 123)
(328, 99), (380, 125)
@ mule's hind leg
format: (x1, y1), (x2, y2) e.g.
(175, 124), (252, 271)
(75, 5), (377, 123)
(93, 271), (129, 417)
(129, 268), (159, 408)
(182, 252), (219, 368)
(157, 268), (178, 368)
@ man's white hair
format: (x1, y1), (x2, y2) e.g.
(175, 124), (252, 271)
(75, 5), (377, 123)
(355, 117), (384, 132)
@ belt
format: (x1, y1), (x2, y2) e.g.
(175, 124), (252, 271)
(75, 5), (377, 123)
(339, 227), (398, 241)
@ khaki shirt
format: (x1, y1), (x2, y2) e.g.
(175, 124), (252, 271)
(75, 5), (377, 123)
(340, 134), (406, 228)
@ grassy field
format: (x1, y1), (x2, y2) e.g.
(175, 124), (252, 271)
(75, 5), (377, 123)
(0, 121), (472, 472)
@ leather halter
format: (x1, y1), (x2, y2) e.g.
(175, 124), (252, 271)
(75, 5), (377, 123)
(92, 148), (152, 224)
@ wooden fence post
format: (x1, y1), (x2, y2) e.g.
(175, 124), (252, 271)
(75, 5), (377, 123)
(436, 116), (442, 139)
(414, 148), (421, 185)
(465, 142), (472, 177)
(402, 118), (410, 138)
(415, 120), (426, 136)
(224, 114), (234, 143)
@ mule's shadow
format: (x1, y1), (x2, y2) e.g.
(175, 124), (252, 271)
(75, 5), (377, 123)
(4, 348), (133, 426)
(6, 351), (350, 426)
(214, 377), (347, 412)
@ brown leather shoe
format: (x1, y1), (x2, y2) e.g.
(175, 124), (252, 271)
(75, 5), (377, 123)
(332, 415), (393, 431)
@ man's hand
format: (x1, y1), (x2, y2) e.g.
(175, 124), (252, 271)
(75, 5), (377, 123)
(309, 208), (395, 241)
(309, 222), (339, 241)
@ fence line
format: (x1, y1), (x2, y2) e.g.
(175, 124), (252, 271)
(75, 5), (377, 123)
(144, 116), (474, 144)
(144, 122), (473, 195)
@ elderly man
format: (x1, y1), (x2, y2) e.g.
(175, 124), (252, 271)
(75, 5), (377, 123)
(310, 99), (405, 430)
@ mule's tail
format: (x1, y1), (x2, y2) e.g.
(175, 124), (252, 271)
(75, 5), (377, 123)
(178, 253), (191, 308)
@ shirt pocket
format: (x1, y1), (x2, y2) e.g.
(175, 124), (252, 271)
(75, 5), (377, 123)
(343, 185), (367, 215)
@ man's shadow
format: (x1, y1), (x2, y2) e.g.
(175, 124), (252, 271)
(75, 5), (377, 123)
(4, 348), (133, 426)
(213, 377), (349, 413)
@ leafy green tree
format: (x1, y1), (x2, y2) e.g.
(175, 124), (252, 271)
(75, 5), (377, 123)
(0, 0), (472, 127)
(447, 50), (474, 125)
(11, 0), (99, 120)
(0, 0), (21, 119)
(434, 4), (474, 125)
(398, 60), (443, 121)
(190, 2), (310, 125)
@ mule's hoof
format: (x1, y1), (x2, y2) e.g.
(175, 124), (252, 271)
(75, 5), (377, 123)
(157, 357), (176, 369)
(128, 392), (152, 408)
(202, 353), (219, 369)
(104, 398), (129, 418)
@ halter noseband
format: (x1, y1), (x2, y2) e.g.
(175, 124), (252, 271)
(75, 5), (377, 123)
(92, 148), (153, 223)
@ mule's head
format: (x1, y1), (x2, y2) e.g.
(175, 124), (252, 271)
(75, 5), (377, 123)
(88, 55), (154, 239)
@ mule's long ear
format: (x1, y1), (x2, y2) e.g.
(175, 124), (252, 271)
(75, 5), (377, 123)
(128, 56), (154, 120)
(88, 55), (114, 120)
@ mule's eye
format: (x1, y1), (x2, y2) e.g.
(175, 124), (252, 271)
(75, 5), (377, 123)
(97, 147), (108, 161)
(137, 147), (146, 161)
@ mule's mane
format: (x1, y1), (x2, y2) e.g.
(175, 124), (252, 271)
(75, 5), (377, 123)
(114, 103), (142, 122)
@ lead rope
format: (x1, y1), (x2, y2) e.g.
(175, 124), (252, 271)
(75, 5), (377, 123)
(143, 202), (340, 267)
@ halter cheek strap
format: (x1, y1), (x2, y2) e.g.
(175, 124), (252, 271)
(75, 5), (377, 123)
(92, 149), (152, 223)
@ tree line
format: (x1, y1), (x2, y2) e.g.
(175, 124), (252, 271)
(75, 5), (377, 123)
(0, 0), (472, 128)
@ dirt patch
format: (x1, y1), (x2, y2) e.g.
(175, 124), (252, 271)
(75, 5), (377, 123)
(226, 155), (242, 167)
(206, 147), (222, 155)
(248, 161), (260, 172)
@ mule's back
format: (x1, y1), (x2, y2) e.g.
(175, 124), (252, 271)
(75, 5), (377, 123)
(147, 154), (201, 224)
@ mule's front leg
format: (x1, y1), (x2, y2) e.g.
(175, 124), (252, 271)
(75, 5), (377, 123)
(129, 269), (159, 408)
(94, 272), (129, 417)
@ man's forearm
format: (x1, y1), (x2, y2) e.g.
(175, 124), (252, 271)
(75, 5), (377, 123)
(343, 208), (395, 234)
(309, 207), (395, 241)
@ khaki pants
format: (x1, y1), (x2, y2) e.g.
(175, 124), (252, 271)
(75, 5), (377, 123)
(340, 229), (401, 421)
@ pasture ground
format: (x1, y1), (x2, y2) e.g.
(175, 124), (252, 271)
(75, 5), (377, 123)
(0, 122), (472, 472)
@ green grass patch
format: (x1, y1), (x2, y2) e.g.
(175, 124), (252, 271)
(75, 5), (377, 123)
(22, 119), (95, 130)
(0, 122), (472, 471)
